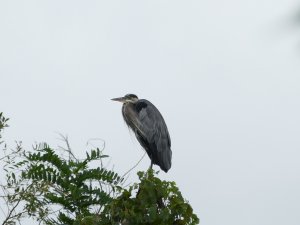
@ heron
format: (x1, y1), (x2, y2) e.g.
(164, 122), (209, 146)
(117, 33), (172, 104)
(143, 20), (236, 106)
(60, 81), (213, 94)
(111, 94), (172, 172)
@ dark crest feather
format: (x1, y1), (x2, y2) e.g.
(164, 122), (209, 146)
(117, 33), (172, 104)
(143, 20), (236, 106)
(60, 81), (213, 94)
(125, 94), (138, 99)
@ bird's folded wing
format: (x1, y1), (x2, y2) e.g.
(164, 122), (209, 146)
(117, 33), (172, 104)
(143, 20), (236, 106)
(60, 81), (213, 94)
(134, 100), (171, 152)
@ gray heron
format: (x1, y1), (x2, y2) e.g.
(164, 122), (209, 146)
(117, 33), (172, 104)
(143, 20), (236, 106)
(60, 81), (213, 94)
(111, 94), (172, 172)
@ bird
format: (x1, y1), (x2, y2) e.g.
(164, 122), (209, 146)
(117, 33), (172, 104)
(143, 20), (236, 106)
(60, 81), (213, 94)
(111, 94), (172, 172)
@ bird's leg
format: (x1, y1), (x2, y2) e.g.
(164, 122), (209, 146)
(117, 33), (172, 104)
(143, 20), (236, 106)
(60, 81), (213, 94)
(147, 160), (154, 177)
(148, 159), (153, 172)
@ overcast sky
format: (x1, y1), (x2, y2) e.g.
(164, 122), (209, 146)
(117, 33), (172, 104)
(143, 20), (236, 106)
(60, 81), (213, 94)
(1, 1), (300, 225)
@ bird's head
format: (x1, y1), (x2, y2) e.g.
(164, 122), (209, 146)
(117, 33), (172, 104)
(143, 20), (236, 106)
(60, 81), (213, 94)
(111, 94), (139, 104)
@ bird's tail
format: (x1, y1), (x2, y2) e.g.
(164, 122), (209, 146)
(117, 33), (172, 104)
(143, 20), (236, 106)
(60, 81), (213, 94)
(159, 148), (172, 173)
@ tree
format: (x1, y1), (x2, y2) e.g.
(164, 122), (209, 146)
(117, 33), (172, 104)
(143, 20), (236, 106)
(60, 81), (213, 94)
(0, 113), (199, 225)
(98, 170), (199, 225)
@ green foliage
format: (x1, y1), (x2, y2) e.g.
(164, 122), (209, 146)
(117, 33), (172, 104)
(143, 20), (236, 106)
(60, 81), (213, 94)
(1, 112), (199, 225)
(4, 143), (123, 225)
(0, 112), (9, 131)
(98, 169), (199, 225)
(0, 112), (9, 145)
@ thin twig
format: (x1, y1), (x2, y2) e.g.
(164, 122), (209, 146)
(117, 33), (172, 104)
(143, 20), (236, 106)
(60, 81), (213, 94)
(56, 133), (77, 161)
(121, 152), (146, 180)
(1, 188), (27, 225)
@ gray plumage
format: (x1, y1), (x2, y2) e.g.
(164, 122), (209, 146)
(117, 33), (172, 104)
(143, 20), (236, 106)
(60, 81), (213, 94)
(112, 94), (172, 172)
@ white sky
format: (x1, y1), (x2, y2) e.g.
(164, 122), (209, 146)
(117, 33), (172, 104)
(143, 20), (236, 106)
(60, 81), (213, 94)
(1, 1), (300, 225)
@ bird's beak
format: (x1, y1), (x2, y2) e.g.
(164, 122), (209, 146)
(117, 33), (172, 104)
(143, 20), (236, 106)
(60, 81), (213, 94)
(111, 97), (126, 103)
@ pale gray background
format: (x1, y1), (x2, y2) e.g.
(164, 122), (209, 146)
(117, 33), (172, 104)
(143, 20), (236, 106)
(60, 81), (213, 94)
(1, 1), (300, 225)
